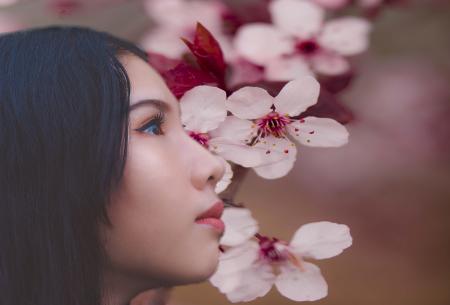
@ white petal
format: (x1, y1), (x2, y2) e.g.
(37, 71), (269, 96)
(269, 0), (324, 39)
(254, 136), (296, 163)
(274, 76), (320, 116)
(212, 260), (275, 302)
(209, 116), (255, 142)
(318, 17), (372, 56)
(210, 137), (284, 168)
(310, 51), (350, 75)
(220, 208), (259, 247)
(234, 23), (293, 66)
(289, 221), (352, 259)
(215, 158), (233, 194)
(180, 86), (227, 133)
(287, 116), (349, 147)
(253, 145), (297, 179)
(265, 56), (314, 82)
(213, 241), (260, 277)
(275, 262), (328, 301)
(227, 86), (274, 119)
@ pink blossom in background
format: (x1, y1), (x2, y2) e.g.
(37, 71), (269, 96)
(140, 0), (236, 59)
(0, 0), (18, 7)
(210, 221), (352, 302)
(234, 0), (371, 80)
(290, 58), (450, 194)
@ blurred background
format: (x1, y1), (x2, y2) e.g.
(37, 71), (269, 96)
(1, 0), (449, 304)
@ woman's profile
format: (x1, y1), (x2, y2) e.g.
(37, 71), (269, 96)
(0, 26), (226, 305)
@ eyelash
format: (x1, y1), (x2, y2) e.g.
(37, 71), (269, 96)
(136, 111), (166, 136)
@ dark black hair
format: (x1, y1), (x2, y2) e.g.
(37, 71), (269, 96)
(0, 26), (148, 305)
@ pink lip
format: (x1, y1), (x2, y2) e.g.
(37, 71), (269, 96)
(195, 201), (225, 233)
(195, 218), (225, 233)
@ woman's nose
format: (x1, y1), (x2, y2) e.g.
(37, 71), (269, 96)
(184, 132), (226, 191)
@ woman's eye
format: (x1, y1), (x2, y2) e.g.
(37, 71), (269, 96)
(136, 112), (165, 136)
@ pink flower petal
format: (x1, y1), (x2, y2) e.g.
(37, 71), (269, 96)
(216, 241), (260, 275)
(269, 0), (324, 39)
(287, 116), (349, 147)
(289, 221), (352, 259)
(252, 137), (297, 179)
(225, 262), (275, 302)
(180, 86), (227, 133)
(227, 86), (273, 119)
(210, 137), (280, 168)
(220, 208), (259, 247)
(265, 56), (313, 82)
(209, 116), (255, 142)
(234, 23), (293, 66)
(215, 158), (233, 194)
(275, 262), (328, 301)
(274, 76), (320, 116)
(210, 241), (260, 292)
(310, 51), (350, 76)
(252, 150), (297, 179)
(211, 256), (275, 302)
(318, 17), (372, 56)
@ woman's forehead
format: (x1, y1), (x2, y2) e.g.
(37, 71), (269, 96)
(119, 53), (175, 107)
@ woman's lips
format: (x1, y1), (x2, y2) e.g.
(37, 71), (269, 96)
(195, 217), (225, 233)
(195, 201), (225, 233)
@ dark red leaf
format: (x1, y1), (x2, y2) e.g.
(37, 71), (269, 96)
(162, 63), (218, 99)
(182, 23), (226, 88)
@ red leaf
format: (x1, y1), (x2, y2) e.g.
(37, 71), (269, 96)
(162, 63), (218, 99)
(182, 23), (227, 88)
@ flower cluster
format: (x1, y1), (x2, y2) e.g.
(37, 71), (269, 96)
(180, 77), (348, 182)
(212, 207), (352, 302)
(140, 0), (368, 301)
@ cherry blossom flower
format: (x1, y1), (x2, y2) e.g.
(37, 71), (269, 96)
(141, 0), (235, 60)
(213, 76), (349, 179)
(220, 207), (259, 247)
(180, 85), (287, 172)
(234, 0), (371, 80)
(210, 221), (352, 302)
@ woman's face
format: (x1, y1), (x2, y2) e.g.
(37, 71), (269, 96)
(101, 53), (226, 291)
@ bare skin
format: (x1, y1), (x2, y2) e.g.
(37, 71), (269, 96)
(100, 53), (226, 305)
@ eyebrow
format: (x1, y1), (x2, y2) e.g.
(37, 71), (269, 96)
(129, 99), (170, 112)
